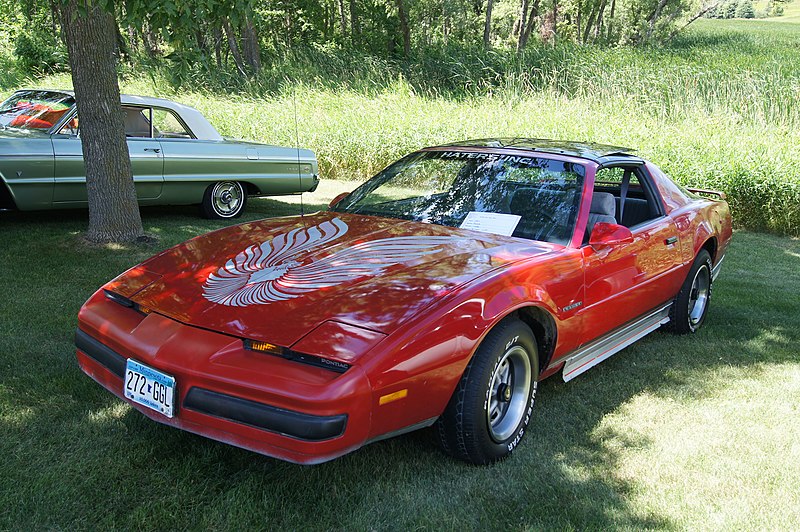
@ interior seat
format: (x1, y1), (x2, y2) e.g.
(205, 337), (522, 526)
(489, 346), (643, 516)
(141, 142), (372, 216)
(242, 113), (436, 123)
(586, 192), (617, 239)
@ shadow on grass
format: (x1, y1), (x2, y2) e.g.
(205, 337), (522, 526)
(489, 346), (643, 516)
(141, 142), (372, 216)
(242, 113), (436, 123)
(1, 212), (797, 529)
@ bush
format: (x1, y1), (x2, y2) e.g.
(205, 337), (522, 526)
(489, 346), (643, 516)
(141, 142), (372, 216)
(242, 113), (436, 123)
(14, 31), (68, 74)
(736, 0), (756, 18)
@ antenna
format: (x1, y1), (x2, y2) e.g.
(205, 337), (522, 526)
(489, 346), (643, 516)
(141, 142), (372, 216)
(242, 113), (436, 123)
(293, 82), (305, 218)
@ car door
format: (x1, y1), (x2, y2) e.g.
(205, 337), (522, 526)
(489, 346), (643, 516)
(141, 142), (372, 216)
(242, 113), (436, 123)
(579, 165), (685, 339)
(52, 106), (164, 205)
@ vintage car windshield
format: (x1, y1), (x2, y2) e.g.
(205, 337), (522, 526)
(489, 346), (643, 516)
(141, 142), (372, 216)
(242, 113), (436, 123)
(0, 90), (75, 131)
(334, 150), (585, 245)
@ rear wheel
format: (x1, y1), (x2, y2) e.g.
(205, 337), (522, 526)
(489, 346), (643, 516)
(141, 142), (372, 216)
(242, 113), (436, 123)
(201, 181), (246, 219)
(436, 319), (539, 465)
(667, 249), (713, 334)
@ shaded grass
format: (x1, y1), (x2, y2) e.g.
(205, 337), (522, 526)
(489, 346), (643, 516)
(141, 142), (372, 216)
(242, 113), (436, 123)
(1, 182), (799, 529)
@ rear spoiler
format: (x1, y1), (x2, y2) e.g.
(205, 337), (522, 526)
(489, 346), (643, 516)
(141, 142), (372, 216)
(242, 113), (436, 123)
(686, 187), (726, 200)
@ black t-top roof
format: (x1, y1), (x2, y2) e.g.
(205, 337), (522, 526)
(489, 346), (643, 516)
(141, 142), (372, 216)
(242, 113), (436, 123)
(436, 138), (638, 163)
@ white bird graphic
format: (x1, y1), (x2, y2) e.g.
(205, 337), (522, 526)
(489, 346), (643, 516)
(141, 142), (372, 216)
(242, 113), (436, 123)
(202, 217), (458, 307)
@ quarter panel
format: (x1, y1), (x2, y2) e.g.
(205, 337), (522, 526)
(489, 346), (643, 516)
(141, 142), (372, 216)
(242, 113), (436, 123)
(158, 139), (318, 200)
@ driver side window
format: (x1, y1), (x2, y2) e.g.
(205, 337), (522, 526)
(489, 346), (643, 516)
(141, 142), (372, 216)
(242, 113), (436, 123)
(594, 166), (661, 228)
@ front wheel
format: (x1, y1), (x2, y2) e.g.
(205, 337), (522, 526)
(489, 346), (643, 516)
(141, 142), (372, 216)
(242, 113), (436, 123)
(667, 249), (713, 334)
(201, 181), (247, 219)
(435, 319), (539, 465)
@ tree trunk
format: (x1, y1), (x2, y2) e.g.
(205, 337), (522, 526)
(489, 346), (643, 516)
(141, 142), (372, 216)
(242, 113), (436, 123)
(338, 0), (348, 36)
(484, 0), (494, 47)
(242, 16), (261, 74)
(606, 0), (616, 40)
(222, 18), (248, 76)
(552, 0), (558, 43)
(519, 0), (539, 49)
(395, 0), (411, 56)
(60, 0), (143, 243)
(644, 0), (670, 40)
(516, 0), (530, 51)
(349, 0), (360, 42)
(582, 6), (598, 43)
(593, 0), (608, 41)
(213, 26), (223, 68)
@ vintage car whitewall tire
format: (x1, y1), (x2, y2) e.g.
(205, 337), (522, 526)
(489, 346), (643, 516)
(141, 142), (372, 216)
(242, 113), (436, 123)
(202, 181), (247, 219)
(436, 318), (539, 464)
(668, 249), (713, 334)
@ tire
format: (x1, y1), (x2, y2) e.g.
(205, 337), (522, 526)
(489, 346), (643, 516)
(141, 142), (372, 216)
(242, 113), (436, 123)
(667, 249), (713, 334)
(435, 319), (539, 465)
(201, 181), (247, 219)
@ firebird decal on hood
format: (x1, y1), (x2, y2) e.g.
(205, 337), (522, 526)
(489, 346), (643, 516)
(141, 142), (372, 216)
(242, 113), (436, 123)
(202, 217), (458, 306)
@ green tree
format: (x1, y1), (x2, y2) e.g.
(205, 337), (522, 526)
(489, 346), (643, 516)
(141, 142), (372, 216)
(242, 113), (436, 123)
(60, 0), (144, 243)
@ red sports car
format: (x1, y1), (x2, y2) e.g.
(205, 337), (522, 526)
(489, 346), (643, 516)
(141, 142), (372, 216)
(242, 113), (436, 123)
(75, 139), (732, 465)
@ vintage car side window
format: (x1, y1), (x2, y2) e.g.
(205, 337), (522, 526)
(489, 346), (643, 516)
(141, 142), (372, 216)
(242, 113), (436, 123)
(57, 115), (80, 136)
(123, 107), (153, 138)
(0, 90), (75, 130)
(152, 108), (192, 139)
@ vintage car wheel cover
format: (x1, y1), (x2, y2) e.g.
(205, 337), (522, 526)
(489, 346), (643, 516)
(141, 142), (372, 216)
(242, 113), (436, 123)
(212, 181), (243, 217)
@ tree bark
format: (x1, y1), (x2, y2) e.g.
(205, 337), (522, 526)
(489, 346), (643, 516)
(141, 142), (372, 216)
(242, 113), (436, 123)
(593, 0), (608, 41)
(582, 5), (598, 43)
(644, 0), (670, 40)
(222, 18), (248, 76)
(606, 0), (616, 40)
(60, 0), (143, 243)
(242, 16), (261, 74)
(483, 0), (494, 47)
(395, 0), (411, 56)
(338, 0), (348, 35)
(519, 0), (539, 49)
(516, 0), (530, 51)
(349, 0), (360, 42)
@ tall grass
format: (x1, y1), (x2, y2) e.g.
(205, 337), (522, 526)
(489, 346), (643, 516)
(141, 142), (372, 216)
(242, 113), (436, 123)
(3, 18), (799, 234)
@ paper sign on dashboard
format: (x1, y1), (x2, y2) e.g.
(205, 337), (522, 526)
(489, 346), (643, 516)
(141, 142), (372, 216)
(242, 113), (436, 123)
(459, 212), (521, 236)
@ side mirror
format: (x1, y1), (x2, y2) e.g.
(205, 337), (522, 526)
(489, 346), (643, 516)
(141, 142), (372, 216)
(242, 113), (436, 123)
(589, 222), (633, 248)
(329, 192), (350, 209)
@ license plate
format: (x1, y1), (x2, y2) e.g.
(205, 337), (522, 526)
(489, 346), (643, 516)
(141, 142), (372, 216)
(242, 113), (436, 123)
(124, 359), (176, 418)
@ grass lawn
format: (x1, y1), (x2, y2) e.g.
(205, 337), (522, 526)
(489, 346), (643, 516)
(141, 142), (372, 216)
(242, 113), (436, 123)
(1, 182), (799, 529)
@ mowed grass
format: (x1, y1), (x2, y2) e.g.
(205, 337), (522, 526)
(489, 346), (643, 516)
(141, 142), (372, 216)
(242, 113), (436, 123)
(1, 183), (799, 529)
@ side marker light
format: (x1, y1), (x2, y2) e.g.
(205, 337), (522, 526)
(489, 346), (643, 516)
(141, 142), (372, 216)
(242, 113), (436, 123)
(379, 389), (408, 406)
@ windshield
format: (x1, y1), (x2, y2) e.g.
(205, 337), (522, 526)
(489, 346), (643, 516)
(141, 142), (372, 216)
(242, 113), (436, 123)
(0, 90), (75, 131)
(334, 150), (585, 245)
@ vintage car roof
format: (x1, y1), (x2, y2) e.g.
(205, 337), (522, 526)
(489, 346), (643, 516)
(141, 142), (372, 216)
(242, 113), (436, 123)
(435, 138), (641, 164)
(13, 89), (223, 141)
(120, 94), (223, 141)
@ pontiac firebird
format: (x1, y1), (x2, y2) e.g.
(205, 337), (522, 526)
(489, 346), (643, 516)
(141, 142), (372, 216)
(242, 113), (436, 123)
(75, 139), (732, 465)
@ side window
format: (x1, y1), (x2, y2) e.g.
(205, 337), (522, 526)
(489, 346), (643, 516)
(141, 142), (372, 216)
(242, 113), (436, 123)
(57, 114), (79, 136)
(123, 107), (153, 138)
(594, 166), (661, 228)
(152, 108), (192, 139)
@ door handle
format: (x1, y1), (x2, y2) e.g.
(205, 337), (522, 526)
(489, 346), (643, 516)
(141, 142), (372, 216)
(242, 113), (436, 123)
(665, 236), (678, 245)
(143, 147), (161, 153)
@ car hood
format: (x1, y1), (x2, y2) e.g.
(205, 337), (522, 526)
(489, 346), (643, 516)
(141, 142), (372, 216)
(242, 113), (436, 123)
(111, 212), (556, 347)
